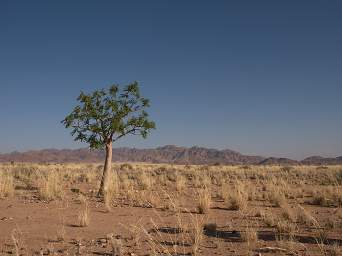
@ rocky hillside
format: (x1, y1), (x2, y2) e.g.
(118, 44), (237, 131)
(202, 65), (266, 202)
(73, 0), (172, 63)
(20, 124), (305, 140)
(259, 157), (299, 165)
(0, 145), (264, 164)
(301, 156), (342, 165)
(0, 145), (341, 165)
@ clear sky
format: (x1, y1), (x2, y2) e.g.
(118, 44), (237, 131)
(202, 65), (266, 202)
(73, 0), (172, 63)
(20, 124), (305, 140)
(0, 1), (341, 159)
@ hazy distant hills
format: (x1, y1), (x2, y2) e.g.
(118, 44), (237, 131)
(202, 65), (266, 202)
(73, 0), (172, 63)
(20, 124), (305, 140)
(0, 145), (341, 165)
(301, 156), (342, 165)
(258, 157), (300, 165)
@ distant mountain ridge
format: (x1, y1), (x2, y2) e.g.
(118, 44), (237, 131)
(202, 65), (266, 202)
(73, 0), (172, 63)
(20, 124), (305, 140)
(0, 145), (341, 165)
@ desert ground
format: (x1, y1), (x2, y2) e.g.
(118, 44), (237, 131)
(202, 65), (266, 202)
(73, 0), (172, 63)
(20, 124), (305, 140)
(0, 163), (341, 256)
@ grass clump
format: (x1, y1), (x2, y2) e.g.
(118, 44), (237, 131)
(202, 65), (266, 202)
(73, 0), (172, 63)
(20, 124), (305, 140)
(297, 206), (314, 226)
(268, 189), (286, 207)
(175, 174), (186, 192)
(227, 191), (247, 210)
(276, 220), (297, 238)
(0, 171), (14, 198)
(240, 226), (258, 247)
(138, 171), (153, 190)
(38, 172), (64, 201)
(78, 196), (90, 227)
(311, 187), (342, 207)
(190, 215), (205, 256)
(197, 189), (211, 214)
(280, 203), (296, 222)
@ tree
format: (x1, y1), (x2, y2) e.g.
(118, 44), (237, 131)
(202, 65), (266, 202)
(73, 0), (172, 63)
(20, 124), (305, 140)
(62, 82), (155, 197)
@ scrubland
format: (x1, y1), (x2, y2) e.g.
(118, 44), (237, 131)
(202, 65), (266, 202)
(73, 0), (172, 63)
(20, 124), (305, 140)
(0, 163), (341, 255)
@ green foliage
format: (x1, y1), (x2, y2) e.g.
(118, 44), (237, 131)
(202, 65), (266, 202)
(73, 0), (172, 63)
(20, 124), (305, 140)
(62, 82), (155, 149)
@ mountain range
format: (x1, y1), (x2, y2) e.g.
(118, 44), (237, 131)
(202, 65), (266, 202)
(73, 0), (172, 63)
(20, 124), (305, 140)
(0, 145), (341, 165)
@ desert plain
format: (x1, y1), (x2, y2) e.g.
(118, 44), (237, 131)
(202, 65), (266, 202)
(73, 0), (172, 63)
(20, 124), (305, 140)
(0, 163), (341, 255)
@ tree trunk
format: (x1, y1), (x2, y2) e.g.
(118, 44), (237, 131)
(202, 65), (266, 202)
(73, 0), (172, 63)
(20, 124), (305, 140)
(98, 141), (112, 198)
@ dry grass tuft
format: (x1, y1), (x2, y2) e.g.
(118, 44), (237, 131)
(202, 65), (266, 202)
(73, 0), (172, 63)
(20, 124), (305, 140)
(78, 196), (90, 227)
(280, 203), (296, 222)
(197, 189), (211, 214)
(267, 185), (286, 207)
(175, 174), (186, 192)
(226, 184), (248, 211)
(276, 220), (297, 239)
(56, 215), (66, 241)
(138, 171), (153, 190)
(190, 215), (205, 256)
(11, 227), (26, 256)
(297, 205), (314, 226)
(38, 172), (64, 201)
(0, 171), (14, 198)
(311, 187), (342, 207)
(240, 226), (258, 247)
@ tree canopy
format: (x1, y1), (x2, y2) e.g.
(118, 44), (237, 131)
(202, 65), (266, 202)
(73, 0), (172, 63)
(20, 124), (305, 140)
(62, 82), (156, 149)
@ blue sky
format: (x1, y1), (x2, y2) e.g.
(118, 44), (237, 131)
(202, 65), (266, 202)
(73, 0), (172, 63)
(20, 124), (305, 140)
(0, 0), (341, 159)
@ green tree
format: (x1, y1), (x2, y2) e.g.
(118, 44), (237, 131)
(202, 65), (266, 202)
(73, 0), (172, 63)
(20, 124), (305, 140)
(62, 82), (155, 197)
